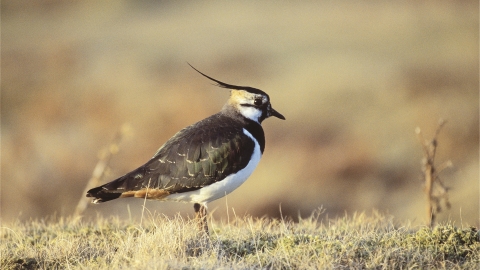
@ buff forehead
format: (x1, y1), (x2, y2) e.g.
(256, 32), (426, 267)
(228, 90), (268, 105)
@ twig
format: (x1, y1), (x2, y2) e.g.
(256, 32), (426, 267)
(415, 119), (452, 227)
(73, 123), (132, 219)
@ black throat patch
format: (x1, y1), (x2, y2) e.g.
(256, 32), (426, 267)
(243, 119), (265, 154)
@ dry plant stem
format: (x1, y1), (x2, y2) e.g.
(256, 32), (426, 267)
(415, 119), (451, 228)
(140, 178), (153, 228)
(73, 124), (131, 218)
(194, 203), (209, 235)
(424, 156), (435, 227)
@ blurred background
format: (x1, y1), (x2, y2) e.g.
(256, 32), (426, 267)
(2, 0), (478, 226)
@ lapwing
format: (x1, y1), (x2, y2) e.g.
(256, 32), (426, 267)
(86, 64), (285, 234)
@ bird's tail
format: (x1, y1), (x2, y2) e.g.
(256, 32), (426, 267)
(86, 170), (171, 203)
(86, 184), (122, 203)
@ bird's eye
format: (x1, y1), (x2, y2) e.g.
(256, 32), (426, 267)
(254, 99), (263, 106)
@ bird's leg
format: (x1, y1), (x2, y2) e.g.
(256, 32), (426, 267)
(194, 203), (209, 234)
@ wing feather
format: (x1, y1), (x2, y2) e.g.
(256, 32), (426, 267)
(86, 113), (260, 202)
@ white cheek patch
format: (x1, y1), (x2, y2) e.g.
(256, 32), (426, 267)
(229, 92), (266, 123)
(239, 106), (262, 123)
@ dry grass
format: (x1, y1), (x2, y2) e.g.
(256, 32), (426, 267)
(2, 211), (478, 269)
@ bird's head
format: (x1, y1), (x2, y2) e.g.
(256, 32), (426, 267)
(189, 64), (285, 123)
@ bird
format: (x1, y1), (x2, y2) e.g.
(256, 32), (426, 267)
(86, 64), (285, 234)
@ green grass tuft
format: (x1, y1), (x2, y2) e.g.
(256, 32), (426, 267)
(1, 212), (478, 269)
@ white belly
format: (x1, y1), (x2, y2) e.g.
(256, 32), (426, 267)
(164, 128), (262, 204)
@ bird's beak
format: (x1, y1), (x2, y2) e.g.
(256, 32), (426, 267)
(269, 107), (285, 120)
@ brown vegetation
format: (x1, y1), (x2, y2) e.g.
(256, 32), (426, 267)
(416, 120), (452, 227)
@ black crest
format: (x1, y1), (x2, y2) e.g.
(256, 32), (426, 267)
(188, 63), (268, 96)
